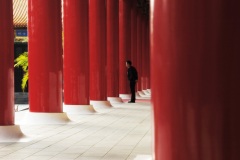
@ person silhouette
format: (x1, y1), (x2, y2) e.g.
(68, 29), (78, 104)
(126, 60), (138, 103)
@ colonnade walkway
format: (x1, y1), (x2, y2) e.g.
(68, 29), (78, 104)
(1, 100), (152, 160)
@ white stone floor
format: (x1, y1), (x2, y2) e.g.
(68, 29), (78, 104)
(1, 100), (153, 160)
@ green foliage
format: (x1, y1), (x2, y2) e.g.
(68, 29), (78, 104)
(14, 52), (28, 92)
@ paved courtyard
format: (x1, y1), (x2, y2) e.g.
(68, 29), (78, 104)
(0, 100), (152, 160)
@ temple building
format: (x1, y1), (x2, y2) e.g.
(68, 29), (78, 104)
(0, 0), (239, 160)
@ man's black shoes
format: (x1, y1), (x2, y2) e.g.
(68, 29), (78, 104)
(128, 101), (135, 103)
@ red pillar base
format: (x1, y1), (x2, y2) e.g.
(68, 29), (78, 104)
(119, 94), (131, 99)
(21, 112), (71, 125)
(142, 90), (151, 96)
(136, 92), (142, 99)
(0, 125), (30, 142)
(63, 105), (97, 114)
(90, 100), (112, 110)
(138, 91), (151, 98)
(107, 97), (123, 104)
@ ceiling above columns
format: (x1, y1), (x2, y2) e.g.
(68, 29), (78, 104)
(137, 0), (150, 17)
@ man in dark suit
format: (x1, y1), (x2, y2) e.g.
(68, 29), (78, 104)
(126, 60), (138, 103)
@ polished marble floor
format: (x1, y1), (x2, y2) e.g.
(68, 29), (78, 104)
(1, 99), (152, 160)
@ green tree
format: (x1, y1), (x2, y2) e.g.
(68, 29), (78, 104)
(14, 52), (28, 92)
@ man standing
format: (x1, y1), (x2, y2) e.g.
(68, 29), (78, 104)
(126, 60), (138, 103)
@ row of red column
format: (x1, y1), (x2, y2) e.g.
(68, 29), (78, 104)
(0, 0), (150, 151)
(63, 0), (150, 104)
(0, 0), (150, 124)
(2, 0), (240, 159)
(63, 0), (149, 106)
(131, 0), (150, 92)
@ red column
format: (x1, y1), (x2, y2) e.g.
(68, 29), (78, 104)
(89, 0), (107, 100)
(106, 0), (119, 97)
(119, 0), (131, 94)
(64, 0), (89, 105)
(144, 18), (150, 90)
(141, 17), (147, 90)
(131, 1), (137, 65)
(136, 12), (142, 91)
(0, 0), (14, 125)
(28, 0), (62, 112)
(146, 22), (150, 89)
(151, 1), (240, 160)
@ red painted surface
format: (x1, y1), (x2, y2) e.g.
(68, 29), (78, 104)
(146, 23), (150, 89)
(144, 19), (150, 90)
(136, 13), (142, 91)
(106, 0), (119, 97)
(89, 0), (107, 100)
(141, 17), (147, 90)
(28, 0), (63, 112)
(151, 0), (240, 159)
(63, 0), (89, 105)
(119, 0), (131, 94)
(0, 0), (14, 125)
(131, 1), (137, 67)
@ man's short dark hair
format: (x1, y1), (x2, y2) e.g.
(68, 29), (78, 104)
(126, 60), (132, 66)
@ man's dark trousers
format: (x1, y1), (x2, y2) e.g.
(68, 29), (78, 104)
(130, 81), (136, 102)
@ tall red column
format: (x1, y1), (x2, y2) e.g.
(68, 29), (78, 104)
(28, 0), (62, 112)
(131, 1), (137, 66)
(0, 0), (14, 125)
(136, 12), (142, 91)
(141, 17), (147, 90)
(106, 0), (119, 98)
(143, 18), (150, 90)
(89, 0), (108, 103)
(146, 22), (150, 89)
(63, 0), (89, 105)
(151, 0), (240, 160)
(119, 0), (131, 94)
